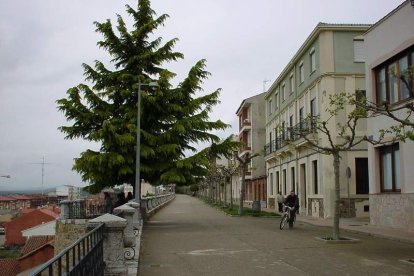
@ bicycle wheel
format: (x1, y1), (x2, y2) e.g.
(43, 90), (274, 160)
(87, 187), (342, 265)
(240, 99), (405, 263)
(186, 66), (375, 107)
(279, 214), (288, 230)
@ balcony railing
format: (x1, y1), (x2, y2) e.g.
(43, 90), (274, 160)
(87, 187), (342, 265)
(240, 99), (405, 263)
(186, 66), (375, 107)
(31, 223), (104, 276)
(265, 118), (316, 156)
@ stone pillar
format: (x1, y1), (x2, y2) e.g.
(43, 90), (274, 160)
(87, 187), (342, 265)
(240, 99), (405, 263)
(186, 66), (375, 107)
(59, 200), (71, 219)
(126, 201), (141, 229)
(88, 214), (128, 276)
(113, 204), (136, 247)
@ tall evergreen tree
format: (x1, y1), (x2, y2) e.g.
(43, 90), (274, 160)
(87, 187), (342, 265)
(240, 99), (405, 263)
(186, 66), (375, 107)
(57, 0), (233, 192)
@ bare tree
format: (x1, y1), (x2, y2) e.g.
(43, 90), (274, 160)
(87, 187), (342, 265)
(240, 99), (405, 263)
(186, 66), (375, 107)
(220, 163), (239, 208)
(288, 92), (367, 240)
(235, 152), (259, 216)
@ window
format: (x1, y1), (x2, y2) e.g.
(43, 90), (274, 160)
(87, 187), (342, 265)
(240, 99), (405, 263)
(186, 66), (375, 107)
(269, 173), (274, 196)
(282, 83), (286, 101)
(299, 107), (304, 129)
(291, 167), (295, 193)
(299, 62), (304, 83)
(275, 92), (279, 109)
(290, 74), (294, 94)
(380, 144), (400, 192)
(283, 169), (287, 195)
(353, 39), (365, 62)
(310, 98), (316, 117)
(375, 47), (414, 104)
(310, 48), (316, 72)
(312, 160), (318, 194)
(269, 132), (272, 152)
(276, 171), (280, 194)
(268, 99), (273, 115)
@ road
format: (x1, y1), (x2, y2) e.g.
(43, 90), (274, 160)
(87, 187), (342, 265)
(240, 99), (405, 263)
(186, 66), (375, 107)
(139, 195), (414, 276)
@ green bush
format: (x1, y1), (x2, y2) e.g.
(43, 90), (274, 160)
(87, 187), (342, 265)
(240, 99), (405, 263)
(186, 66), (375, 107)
(0, 248), (20, 259)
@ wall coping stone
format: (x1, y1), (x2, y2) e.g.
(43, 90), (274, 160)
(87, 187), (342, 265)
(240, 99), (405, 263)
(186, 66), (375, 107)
(114, 204), (136, 214)
(88, 213), (127, 229)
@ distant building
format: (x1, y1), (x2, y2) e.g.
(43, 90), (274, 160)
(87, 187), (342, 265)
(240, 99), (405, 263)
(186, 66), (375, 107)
(4, 209), (59, 247)
(56, 185), (82, 201)
(141, 181), (155, 197)
(0, 195), (32, 211)
(236, 92), (267, 205)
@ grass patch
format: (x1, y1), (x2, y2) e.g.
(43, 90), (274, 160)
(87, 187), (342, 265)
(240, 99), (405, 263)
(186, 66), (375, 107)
(202, 198), (280, 217)
(0, 248), (20, 259)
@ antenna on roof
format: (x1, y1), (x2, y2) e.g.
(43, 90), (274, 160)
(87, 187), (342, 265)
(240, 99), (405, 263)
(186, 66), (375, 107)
(29, 156), (53, 197)
(263, 78), (271, 93)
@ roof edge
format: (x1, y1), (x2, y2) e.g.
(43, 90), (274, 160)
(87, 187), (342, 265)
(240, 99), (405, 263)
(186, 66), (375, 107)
(265, 23), (371, 99)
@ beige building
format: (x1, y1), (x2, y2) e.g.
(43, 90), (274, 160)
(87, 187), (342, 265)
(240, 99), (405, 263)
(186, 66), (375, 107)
(265, 23), (370, 218)
(236, 93), (267, 205)
(364, 0), (414, 229)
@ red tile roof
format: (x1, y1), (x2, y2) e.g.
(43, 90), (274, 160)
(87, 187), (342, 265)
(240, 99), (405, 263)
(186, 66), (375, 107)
(0, 259), (20, 276)
(19, 209), (36, 216)
(38, 209), (60, 219)
(20, 236), (54, 256)
(0, 196), (15, 201)
(10, 195), (32, 200)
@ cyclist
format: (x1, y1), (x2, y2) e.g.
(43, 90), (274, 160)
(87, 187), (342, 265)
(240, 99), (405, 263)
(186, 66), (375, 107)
(283, 190), (299, 228)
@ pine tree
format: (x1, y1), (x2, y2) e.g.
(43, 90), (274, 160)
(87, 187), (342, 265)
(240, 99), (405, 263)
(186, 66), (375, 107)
(57, 0), (232, 192)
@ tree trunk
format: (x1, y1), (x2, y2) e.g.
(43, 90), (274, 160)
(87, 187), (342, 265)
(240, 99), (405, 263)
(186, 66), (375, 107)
(332, 152), (341, 240)
(239, 164), (246, 215)
(224, 178), (227, 207)
(230, 176), (233, 208)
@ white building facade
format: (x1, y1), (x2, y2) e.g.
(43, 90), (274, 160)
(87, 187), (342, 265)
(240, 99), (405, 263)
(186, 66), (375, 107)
(364, 1), (414, 229)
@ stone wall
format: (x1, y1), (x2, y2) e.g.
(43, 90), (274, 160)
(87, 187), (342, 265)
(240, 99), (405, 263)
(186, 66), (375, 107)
(339, 198), (369, 218)
(54, 219), (88, 255)
(267, 198), (275, 209)
(308, 198), (324, 218)
(370, 193), (414, 229)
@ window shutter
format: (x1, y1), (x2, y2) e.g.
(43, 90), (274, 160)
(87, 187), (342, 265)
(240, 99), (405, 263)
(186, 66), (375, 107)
(354, 40), (365, 62)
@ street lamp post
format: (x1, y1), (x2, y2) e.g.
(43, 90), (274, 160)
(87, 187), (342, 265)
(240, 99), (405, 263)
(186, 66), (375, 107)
(135, 81), (158, 204)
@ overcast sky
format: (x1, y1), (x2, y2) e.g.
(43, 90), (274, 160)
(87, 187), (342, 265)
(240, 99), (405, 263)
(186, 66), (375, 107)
(0, 0), (403, 191)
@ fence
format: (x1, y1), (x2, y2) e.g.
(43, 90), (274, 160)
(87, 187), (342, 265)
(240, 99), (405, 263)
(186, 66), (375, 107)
(141, 193), (175, 217)
(61, 199), (104, 220)
(31, 223), (104, 276)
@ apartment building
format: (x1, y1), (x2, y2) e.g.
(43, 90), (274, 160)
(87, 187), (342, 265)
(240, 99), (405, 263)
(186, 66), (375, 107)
(364, 0), (414, 229)
(265, 23), (370, 218)
(236, 92), (267, 205)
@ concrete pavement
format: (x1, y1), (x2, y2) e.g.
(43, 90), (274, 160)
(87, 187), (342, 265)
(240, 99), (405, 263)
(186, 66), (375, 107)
(256, 205), (414, 244)
(139, 195), (414, 275)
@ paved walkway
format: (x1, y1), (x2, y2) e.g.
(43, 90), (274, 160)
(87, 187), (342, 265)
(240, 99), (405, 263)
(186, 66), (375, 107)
(139, 195), (414, 276)
(257, 206), (414, 244)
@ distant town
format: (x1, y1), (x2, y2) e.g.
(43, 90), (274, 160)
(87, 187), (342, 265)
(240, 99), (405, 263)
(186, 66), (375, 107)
(0, 182), (168, 275)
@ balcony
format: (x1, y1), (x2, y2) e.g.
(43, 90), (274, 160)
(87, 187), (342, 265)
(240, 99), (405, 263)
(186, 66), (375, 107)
(239, 118), (252, 133)
(265, 117), (316, 156)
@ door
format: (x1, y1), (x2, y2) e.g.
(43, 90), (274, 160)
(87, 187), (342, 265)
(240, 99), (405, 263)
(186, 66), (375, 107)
(355, 158), (369, 194)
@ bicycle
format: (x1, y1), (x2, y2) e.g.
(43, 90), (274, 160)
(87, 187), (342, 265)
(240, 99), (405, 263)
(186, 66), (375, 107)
(279, 204), (296, 230)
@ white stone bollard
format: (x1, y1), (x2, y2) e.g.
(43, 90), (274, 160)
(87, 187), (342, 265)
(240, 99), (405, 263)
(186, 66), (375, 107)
(126, 201), (141, 229)
(114, 204), (136, 247)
